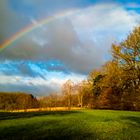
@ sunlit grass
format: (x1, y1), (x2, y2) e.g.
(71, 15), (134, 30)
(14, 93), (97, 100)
(0, 110), (140, 140)
(9, 107), (81, 112)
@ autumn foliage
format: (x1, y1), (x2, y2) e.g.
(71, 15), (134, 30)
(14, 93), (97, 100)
(0, 92), (39, 110)
(60, 26), (140, 111)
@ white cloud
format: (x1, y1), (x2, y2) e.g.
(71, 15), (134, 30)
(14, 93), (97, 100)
(69, 3), (140, 40)
(0, 72), (85, 86)
(0, 71), (85, 94)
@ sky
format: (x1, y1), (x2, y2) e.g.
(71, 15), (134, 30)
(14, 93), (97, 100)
(0, 0), (140, 96)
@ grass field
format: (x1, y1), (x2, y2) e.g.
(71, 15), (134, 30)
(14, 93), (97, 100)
(0, 110), (140, 140)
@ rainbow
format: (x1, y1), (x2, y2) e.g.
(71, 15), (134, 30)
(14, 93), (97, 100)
(0, 9), (79, 51)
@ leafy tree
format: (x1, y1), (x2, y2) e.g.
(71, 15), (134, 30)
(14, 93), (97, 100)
(112, 26), (140, 90)
(62, 80), (73, 110)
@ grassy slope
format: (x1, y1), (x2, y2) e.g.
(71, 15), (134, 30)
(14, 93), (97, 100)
(0, 110), (140, 140)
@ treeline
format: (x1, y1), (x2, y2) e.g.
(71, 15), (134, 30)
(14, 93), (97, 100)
(38, 91), (79, 109)
(40, 26), (140, 111)
(0, 92), (39, 110)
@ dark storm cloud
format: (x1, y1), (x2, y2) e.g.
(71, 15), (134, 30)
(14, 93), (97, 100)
(0, 18), (104, 74)
(1, 1), (140, 76)
(0, 0), (30, 43)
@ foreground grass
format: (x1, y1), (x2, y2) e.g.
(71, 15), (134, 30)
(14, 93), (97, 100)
(0, 110), (140, 140)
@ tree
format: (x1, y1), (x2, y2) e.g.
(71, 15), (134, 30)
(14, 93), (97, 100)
(86, 26), (140, 110)
(112, 26), (140, 90)
(111, 26), (140, 110)
(62, 80), (73, 110)
(74, 81), (85, 107)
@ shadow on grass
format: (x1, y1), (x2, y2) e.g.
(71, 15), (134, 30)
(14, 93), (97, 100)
(0, 110), (80, 121)
(0, 111), (97, 140)
(121, 116), (140, 128)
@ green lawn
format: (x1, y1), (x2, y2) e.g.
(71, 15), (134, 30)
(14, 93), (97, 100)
(0, 110), (140, 140)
